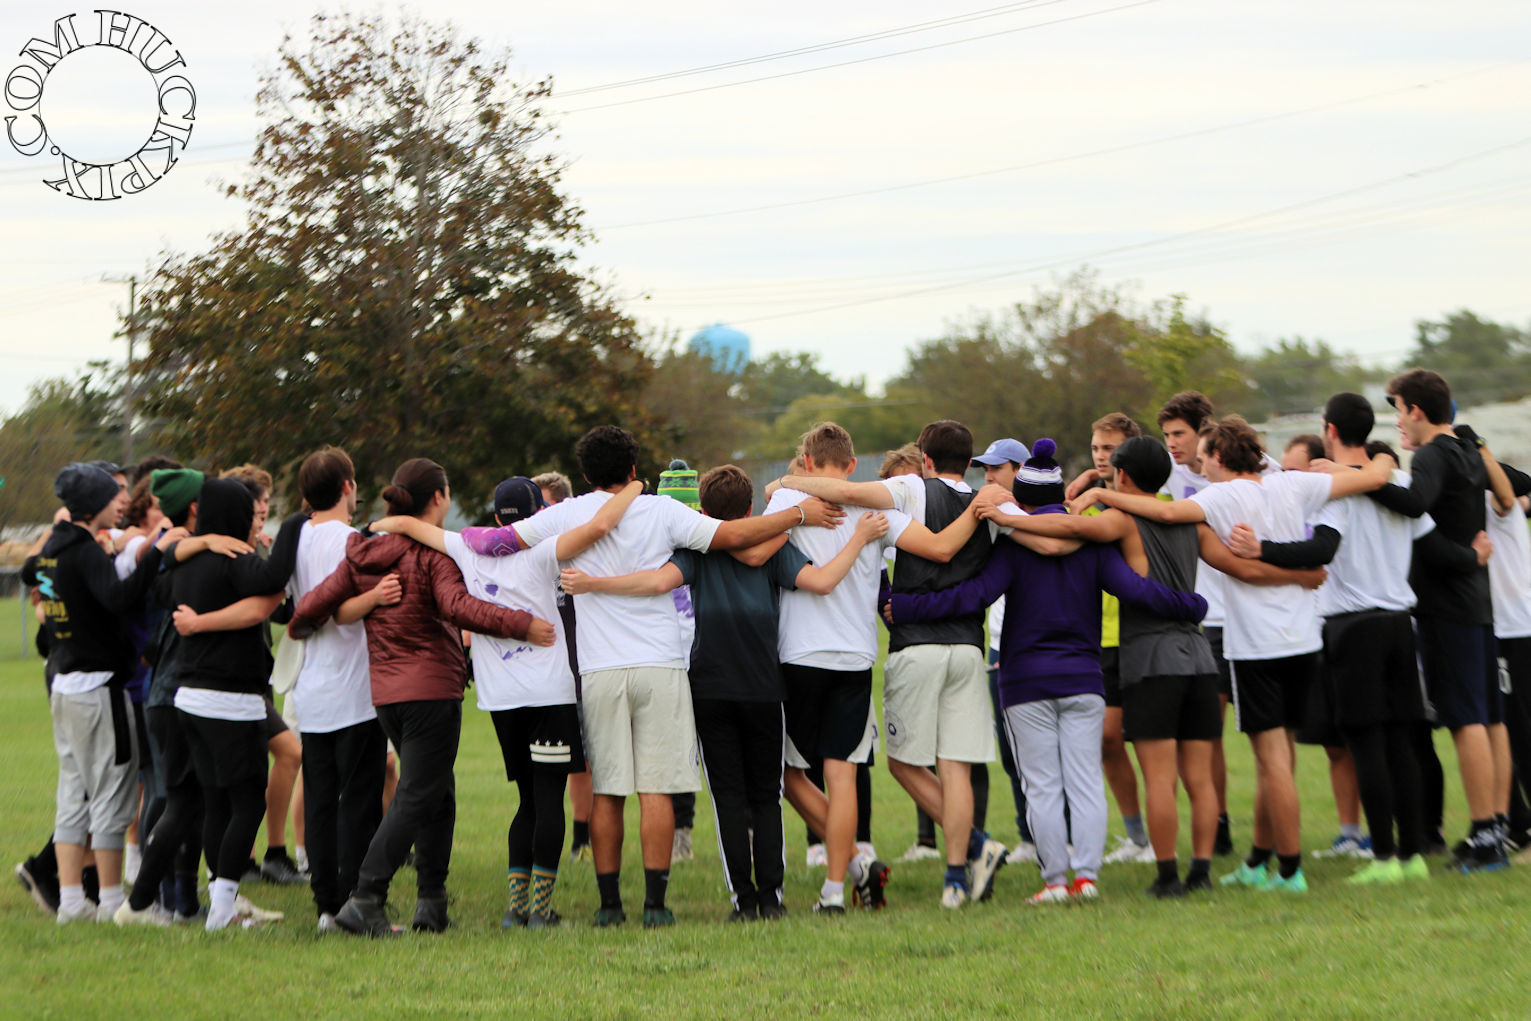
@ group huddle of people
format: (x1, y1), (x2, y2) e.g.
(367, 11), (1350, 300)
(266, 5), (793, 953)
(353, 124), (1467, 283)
(14, 365), (1531, 934)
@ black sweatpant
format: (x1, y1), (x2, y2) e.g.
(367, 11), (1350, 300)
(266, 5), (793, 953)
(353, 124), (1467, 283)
(1343, 722), (1424, 859)
(180, 710), (268, 882)
(695, 698), (786, 911)
(1414, 722), (1445, 836)
(129, 707), (204, 912)
(303, 718), (387, 917)
(1498, 638), (1531, 836)
(357, 700), (461, 900)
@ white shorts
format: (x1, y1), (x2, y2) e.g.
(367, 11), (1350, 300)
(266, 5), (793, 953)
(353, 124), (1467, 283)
(580, 666), (700, 796)
(51, 687), (139, 848)
(882, 644), (995, 766)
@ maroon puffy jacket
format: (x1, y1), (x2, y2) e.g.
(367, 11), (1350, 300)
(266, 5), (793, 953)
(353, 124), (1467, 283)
(292, 532), (532, 706)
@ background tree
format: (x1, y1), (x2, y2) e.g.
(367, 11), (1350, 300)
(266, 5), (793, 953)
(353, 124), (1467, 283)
(136, 12), (658, 517)
(1241, 336), (1374, 419)
(0, 374), (122, 534)
(1402, 310), (1531, 405)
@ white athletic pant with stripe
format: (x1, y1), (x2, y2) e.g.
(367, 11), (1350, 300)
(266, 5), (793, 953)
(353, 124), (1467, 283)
(1003, 694), (1107, 887)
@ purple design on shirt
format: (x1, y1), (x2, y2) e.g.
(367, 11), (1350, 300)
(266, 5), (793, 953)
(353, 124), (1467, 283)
(485, 583), (499, 597)
(672, 586), (694, 619)
(461, 525), (521, 557)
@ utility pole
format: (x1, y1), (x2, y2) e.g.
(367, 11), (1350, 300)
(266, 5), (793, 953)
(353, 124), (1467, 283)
(103, 274), (138, 465)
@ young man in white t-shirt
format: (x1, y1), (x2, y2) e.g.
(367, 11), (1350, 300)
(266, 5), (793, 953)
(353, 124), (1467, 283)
(1081, 414), (1392, 892)
(467, 426), (841, 927)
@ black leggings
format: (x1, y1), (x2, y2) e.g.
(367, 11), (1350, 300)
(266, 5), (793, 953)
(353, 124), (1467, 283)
(358, 700), (461, 899)
(130, 707), (205, 911)
(1414, 723), (1445, 835)
(204, 780), (267, 881)
(508, 768), (568, 872)
(1343, 721), (1425, 859)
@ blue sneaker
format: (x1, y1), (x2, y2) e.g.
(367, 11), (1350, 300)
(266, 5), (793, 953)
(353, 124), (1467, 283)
(1260, 868), (1308, 894)
(1219, 862), (1268, 887)
(1313, 834), (1372, 859)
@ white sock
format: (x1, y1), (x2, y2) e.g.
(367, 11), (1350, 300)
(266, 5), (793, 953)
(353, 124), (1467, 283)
(59, 885), (87, 916)
(98, 884), (125, 918)
(207, 878), (239, 931)
(294, 845), (307, 870)
(819, 879), (844, 903)
(124, 842), (141, 881)
(846, 854), (866, 885)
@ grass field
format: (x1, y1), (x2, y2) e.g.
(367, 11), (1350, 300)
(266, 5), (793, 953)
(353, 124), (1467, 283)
(5, 597), (1531, 1018)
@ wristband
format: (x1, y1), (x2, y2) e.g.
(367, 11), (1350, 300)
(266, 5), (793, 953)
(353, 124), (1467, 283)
(796, 505), (806, 526)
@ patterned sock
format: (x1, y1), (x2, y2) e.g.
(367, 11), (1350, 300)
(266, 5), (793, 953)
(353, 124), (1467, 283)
(507, 868), (530, 916)
(530, 866), (557, 916)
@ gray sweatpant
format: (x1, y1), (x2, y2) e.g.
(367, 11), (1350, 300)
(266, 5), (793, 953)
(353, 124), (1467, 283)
(1003, 694), (1106, 887)
(51, 687), (139, 849)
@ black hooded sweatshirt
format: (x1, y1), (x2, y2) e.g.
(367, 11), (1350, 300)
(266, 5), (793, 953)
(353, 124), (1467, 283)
(168, 478), (305, 696)
(24, 520), (163, 678)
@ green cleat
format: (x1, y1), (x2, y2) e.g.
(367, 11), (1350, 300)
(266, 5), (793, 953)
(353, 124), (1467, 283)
(591, 906), (627, 927)
(642, 906), (676, 928)
(1399, 855), (1431, 881)
(1260, 868), (1308, 894)
(1219, 862), (1268, 888)
(1346, 858), (1403, 885)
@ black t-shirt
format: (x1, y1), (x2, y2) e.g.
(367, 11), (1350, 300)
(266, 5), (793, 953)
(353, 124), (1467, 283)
(671, 541), (811, 702)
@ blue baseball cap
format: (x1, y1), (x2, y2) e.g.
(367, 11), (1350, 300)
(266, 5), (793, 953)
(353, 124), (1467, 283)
(971, 438), (1031, 467)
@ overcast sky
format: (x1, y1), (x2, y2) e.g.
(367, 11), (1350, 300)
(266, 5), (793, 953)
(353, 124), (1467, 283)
(1, 0), (1528, 417)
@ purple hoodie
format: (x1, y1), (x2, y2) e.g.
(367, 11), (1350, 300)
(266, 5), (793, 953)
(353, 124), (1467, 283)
(889, 507), (1206, 709)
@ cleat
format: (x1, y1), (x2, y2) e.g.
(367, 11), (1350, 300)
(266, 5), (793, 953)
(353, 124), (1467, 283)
(758, 901), (788, 921)
(726, 908), (755, 923)
(811, 896), (846, 915)
(898, 843), (943, 863)
(1147, 877), (1186, 899)
(1069, 877), (1099, 901)
(1346, 858), (1403, 885)
(1399, 855), (1431, 881)
(1259, 869), (1308, 894)
(1184, 871), (1213, 893)
(411, 894), (450, 933)
(527, 909), (564, 930)
(113, 901), (172, 927)
(1213, 817), (1235, 857)
(1006, 842), (1039, 866)
(851, 854), (890, 910)
(334, 893), (398, 937)
(502, 908), (529, 928)
(259, 853), (309, 885)
(805, 844), (827, 868)
(969, 839), (1008, 901)
(592, 906), (627, 927)
(939, 883), (969, 910)
(317, 913), (341, 933)
(1220, 862), (1268, 888)
(1102, 836), (1156, 865)
(16, 859), (60, 915)
(568, 843), (592, 864)
(641, 906), (675, 928)
(1027, 884), (1071, 905)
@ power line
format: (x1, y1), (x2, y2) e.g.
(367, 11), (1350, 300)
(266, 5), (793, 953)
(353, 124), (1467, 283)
(556, 0), (1071, 97)
(559, 0), (1160, 115)
(593, 61), (1524, 230)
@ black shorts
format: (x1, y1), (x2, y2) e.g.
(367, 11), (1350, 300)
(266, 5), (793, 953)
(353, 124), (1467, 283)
(1417, 617), (1501, 729)
(782, 665), (873, 764)
(179, 710), (270, 788)
(1205, 626), (1233, 699)
(262, 694), (289, 741)
(132, 701), (153, 774)
(1101, 647), (1123, 708)
(490, 704), (586, 782)
(1295, 652), (1344, 747)
(1122, 674), (1222, 741)
(1230, 653), (1319, 735)
(1320, 610), (1424, 729)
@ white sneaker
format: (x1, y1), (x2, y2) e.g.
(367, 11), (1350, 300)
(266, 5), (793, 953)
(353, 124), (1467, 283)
(1313, 834), (1373, 859)
(233, 894), (284, 923)
(1006, 842), (1039, 865)
(113, 900), (171, 927)
(1027, 883), (1072, 905)
(1102, 836), (1156, 865)
(940, 883), (969, 909)
(294, 846), (310, 874)
(855, 841), (878, 861)
(969, 838), (1008, 901)
(805, 843), (828, 868)
(898, 843), (943, 863)
(317, 912), (341, 933)
(56, 901), (95, 925)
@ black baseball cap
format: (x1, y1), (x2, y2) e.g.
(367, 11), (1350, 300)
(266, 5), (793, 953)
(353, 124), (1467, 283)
(493, 476), (545, 523)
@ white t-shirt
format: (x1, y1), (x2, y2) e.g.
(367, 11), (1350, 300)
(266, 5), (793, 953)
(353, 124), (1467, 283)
(881, 474), (969, 525)
(513, 492), (721, 673)
(1487, 494), (1531, 640)
(174, 687), (266, 721)
(1190, 471), (1332, 661)
(1164, 455), (1281, 628)
(987, 596), (1005, 653)
(766, 487), (909, 670)
(114, 535), (148, 581)
(285, 519), (375, 732)
(443, 533), (573, 709)
(1314, 469), (1433, 617)
(52, 670), (113, 695)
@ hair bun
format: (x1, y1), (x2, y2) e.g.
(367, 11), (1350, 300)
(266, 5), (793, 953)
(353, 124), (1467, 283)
(381, 484), (414, 513)
(1032, 438), (1057, 460)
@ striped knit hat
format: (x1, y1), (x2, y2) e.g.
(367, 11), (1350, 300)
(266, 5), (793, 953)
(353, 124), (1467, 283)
(1011, 438), (1064, 506)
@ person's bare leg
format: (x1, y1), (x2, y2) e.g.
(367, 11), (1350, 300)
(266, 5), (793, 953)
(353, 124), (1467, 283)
(1251, 729), (1301, 855)
(569, 768), (594, 824)
(263, 730), (301, 853)
(93, 848), (123, 889)
(1213, 696), (1230, 814)
(57, 842), (85, 888)
(637, 793), (674, 870)
(1326, 745), (1361, 828)
(822, 759), (857, 884)
(1452, 724), (1497, 820)
(292, 772), (305, 850)
(889, 757), (943, 817)
(1178, 740), (1217, 860)
(1135, 739), (1179, 861)
(1488, 722), (1512, 816)
(591, 794), (625, 873)
(382, 752), (399, 814)
(936, 758), (973, 868)
(1102, 706), (1142, 825)
(785, 767), (828, 835)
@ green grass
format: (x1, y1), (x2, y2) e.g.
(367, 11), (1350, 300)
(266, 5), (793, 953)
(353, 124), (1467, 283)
(5, 596), (1531, 1017)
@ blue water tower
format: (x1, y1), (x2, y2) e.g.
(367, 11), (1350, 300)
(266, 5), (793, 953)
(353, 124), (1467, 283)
(688, 323), (751, 375)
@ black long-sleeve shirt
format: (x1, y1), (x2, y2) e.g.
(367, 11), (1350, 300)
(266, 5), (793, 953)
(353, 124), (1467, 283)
(24, 522), (163, 677)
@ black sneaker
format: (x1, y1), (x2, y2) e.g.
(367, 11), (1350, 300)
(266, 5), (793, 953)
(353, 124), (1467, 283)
(412, 893), (451, 933)
(335, 893), (400, 937)
(1424, 831), (1450, 856)
(501, 908), (529, 928)
(592, 905), (626, 927)
(240, 858), (263, 884)
(260, 853), (309, 886)
(726, 908), (755, 923)
(811, 897), (846, 915)
(527, 909), (563, 930)
(15, 859), (60, 915)
(642, 906), (676, 928)
(1184, 871), (1213, 893)
(758, 901), (788, 921)
(852, 857), (890, 910)
(1213, 818), (1234, 857)
(1147, 877), (1186, 899)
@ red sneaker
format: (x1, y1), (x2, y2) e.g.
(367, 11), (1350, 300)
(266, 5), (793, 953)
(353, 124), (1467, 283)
(1069, 877), (1099, 901)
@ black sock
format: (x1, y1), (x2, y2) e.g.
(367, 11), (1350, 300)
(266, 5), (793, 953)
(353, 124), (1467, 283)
(572, 820), (590, 847)
(81, 865), (99, 903)
(1245, 846), (1272, 870)
(265, 845), (286, 862)
(1156, 859), (1179, 884)
(1277, 853), (1301, 879)
(596, 871), (621, 910)
(1187, 858), (1211, 883)
(643, 868), (669, 910)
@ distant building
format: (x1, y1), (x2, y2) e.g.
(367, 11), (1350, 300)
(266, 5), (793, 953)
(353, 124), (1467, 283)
(688, 323), (751, 374)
